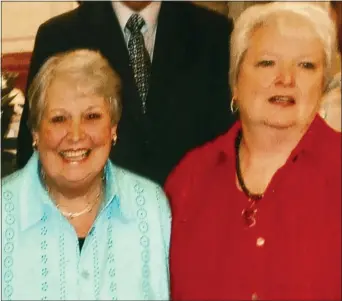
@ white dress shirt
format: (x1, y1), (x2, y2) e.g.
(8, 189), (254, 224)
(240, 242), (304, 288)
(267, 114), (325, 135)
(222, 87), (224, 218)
(112, 2), (161, 60)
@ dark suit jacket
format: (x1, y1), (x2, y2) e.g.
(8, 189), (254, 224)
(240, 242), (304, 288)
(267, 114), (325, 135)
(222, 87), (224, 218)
(17, 2), (235, 185)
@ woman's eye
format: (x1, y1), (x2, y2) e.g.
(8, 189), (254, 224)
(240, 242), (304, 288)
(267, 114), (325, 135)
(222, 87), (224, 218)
(299, 62), (316, 70)
(86, 113), (102, 120)
(256, 60), (275, 67)
(51, 116), (66, 123)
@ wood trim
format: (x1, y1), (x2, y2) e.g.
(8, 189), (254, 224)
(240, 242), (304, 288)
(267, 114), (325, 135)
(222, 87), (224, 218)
(2, 36), (36, 43)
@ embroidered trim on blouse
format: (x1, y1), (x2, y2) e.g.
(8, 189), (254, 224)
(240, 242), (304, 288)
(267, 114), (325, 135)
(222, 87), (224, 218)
(40, 212), (49, 300)
(3, 189), (15, 300)
(134, 181), (151, 300)
(106, 196), (118, 300)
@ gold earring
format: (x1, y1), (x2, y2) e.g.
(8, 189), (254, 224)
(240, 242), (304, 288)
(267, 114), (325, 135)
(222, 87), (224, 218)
(112, 135), (117, 146)
(230, 97), (239, 114)
(32, 140), (38, 150)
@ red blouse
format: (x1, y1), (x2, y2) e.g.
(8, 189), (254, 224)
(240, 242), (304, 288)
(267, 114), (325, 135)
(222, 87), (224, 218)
(165, 116), (341, 301)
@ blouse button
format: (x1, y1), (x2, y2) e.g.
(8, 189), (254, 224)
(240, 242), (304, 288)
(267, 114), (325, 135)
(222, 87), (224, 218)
(256, 237), (265, 247)
(251, 292), (258, 300)
(81, 270), (90, 279)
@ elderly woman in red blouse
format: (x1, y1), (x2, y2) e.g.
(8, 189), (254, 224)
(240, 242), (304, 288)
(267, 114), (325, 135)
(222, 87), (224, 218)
(165, 2), (341, 300)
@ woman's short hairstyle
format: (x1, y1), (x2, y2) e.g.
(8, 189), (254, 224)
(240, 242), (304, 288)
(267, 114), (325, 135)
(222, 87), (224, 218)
(28, 49), (122, 131)
(230, 2), (337, 91)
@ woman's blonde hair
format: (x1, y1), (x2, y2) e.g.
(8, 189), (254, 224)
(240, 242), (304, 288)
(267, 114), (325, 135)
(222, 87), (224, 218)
(229, 2), (337, 91)
(28, 49), (122, 131)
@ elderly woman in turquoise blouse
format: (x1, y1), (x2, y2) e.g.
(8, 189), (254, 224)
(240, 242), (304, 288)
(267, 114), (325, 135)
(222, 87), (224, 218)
(2, 49), (170, 300)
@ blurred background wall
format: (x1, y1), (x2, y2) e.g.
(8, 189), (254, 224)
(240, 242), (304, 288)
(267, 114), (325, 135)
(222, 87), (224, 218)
(2, 1), (78, 53)
(1, 1), (334, 54)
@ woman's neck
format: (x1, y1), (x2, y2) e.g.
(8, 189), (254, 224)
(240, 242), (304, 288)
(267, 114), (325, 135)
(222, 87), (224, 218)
(240, 121), (309, 163)
(43, 175), (104, 212)
(236, 121), (310, 195)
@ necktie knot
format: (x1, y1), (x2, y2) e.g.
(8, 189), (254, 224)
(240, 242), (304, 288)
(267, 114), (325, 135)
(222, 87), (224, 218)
(126, 14), (145, 34)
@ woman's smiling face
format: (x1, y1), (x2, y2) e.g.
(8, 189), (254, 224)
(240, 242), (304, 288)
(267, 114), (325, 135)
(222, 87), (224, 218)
(33, 78), (116, 188)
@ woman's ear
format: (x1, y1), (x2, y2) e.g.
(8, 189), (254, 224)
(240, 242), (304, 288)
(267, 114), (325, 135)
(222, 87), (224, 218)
(32, 131), (39, 149)
(32, 131), (39, 141)
(111, 125), (117, 138)
(233, 86), (238, 100)
(111, 125), (118, 145)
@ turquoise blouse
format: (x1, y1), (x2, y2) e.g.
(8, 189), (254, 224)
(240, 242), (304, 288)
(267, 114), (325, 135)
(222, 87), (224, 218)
(2, 152), (171, 300)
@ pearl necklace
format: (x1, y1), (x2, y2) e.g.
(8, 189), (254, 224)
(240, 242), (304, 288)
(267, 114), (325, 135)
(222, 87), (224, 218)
(41, 169), (103, 219)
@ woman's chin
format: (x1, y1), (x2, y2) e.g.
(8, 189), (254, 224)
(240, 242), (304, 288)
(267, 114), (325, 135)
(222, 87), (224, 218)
(61, 172), (92, 186)
(262, 117), (297, 130)
(50, 164), (93, 185)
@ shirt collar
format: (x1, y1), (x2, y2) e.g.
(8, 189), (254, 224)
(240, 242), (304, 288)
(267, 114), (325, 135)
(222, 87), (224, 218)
(112, 1), (161, 33)
(19, 152), (51, 231)
(217, 120), (241, 160)
(102, 158), (132, 220)
(286, 114), (338, 162)
(19, 152), (129, 231)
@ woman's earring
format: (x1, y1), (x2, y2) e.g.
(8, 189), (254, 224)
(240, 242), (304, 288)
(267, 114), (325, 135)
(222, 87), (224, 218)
(32, 139), (38, 150)
(112, 135), (117, 146)
(230, 97), (239, 114)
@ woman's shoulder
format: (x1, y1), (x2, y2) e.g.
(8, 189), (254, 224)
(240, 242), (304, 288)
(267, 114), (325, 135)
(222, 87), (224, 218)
(2, 153), (39, 190)
(322, 129), (341, 176)
(2, 169), (24, 191)
(309, 117), (341, 183)
(109, 163), (171, 223)
(2, 170), (24, 232)
(112, 164), (163, 193)
(164, 124), (238, 194)
(108, 162), (169, 207)
(315, 116), (341, 159)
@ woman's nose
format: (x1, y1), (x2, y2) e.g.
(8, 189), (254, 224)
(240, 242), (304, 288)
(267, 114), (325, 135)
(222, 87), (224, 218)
(68, 121), (85, 142)
(275, 64), (295, 87)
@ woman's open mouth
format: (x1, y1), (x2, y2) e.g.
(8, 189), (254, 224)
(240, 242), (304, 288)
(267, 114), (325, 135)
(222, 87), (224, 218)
(268, 95), (296, 106)
(59, 149), (91, 162)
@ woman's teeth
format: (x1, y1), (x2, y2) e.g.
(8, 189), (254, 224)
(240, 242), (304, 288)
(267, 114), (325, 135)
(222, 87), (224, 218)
(269, 95), (295, 104)
(59, 149), (90, 161)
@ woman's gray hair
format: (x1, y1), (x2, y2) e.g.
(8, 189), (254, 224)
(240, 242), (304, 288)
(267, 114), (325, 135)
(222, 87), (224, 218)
(28, 49), (122, 131)
(229, 2), (337, 91)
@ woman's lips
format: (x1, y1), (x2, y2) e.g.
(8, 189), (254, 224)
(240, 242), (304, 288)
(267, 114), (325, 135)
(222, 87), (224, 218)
(59, 149), (91, 162)
(268, 95), (296, 106)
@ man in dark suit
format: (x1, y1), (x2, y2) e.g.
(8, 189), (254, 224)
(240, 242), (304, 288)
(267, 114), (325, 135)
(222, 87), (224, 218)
(17, 1), (235, 185)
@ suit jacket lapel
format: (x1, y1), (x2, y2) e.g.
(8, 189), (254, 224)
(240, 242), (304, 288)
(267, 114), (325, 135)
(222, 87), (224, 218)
(147, 2), (189, 114)
(80, 3), (191, 119)
(81, 2), (142, 118)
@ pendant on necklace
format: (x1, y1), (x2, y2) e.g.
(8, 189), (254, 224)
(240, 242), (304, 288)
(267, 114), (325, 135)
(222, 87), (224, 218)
(241, 207), (258, 228)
